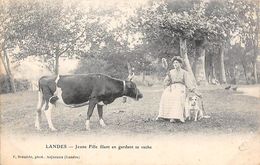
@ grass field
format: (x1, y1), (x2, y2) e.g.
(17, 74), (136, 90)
(1, 85), (259, 136)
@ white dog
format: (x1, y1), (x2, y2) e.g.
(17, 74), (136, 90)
(185, 95), (203, 121)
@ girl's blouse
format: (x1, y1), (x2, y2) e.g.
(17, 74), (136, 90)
(164, 68), (196, 91)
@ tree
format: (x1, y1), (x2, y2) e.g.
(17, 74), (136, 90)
(204, 0), (242, 84)
(75, 7), (136, 79)
(235, 0), (259, 84)
(0, 0), (22, 92)
(130, 1), (222, 84)
(9, 0), (88, 75)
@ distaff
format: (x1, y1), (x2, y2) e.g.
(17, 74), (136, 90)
(162, 58), (172, 91)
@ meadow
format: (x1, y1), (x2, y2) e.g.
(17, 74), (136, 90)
(1, 85), (259, 136)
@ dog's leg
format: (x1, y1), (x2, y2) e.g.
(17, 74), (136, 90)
(97, 104), (106, 127)
(188, 110), (191, 120)
(44, 102), (57, 131)
(194, 110), (198, 121)
(186, 109), (191, 121)
(198, 109), (203, 120)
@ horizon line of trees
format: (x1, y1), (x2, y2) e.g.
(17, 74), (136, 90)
(1, 0), (259, 93)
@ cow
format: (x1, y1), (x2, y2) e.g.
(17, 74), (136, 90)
(35, 73), (143, 131)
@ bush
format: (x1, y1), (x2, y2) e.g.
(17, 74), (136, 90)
(0, 75), (31, 94)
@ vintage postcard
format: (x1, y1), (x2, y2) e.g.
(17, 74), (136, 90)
(1, 0), (260, 164)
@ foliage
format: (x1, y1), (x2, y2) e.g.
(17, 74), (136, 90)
(74, 56), (129, 79)
(1, 0), (259, 88)
(1, 0), (89, 73)
(0, 75), (30, 94)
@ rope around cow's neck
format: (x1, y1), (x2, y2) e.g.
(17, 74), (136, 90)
(122, 80), (139, 100)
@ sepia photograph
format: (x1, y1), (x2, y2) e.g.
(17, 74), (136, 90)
(1, 0), (260, 164)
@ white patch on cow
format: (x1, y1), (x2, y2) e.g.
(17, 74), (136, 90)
(85, 120), (90, 130)
(53, 75), (66, 105)
(99, 119), (106, 127)
(44, 103), (57, 131)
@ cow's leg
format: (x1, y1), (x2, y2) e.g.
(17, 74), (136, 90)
(97, 104), (106, 127)
(85, 99), (97, 130)
(35, 91), (44, 130)
(44, 102), (57, 131)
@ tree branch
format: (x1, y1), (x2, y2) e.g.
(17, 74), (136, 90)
(58, 28), (86, 56)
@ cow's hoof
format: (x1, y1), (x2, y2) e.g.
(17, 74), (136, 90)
(35, 124), (41, 131)
(100, 124), (106, 128)
(99, 119), (106, 127)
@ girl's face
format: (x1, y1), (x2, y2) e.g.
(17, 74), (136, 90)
(173, 60), (181, 69)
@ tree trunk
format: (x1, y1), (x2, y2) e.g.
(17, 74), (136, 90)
(191, 50), (197, 75)
(205, 51), (213, 83)
(194, 39), (208, 85)
(127, 62), (132, 76)
(179, 38), (196, 83)
(219, 44), (227, 84)
(208, 55), (215, 84)
(141, 71), (145, 82)
(241, 62), (248, 84)
(55, 53), (60, 75)
(252, 61), (257, 84)
(1, 49), (16, 93)
(141, 63), (145, 82)
(212, 63), (217, 82)
(253, 0), (259, 84)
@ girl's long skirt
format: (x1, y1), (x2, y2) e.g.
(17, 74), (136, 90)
(158, 83), (186, 122)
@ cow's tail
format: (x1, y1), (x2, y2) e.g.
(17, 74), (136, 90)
(36, 79), (44, 110)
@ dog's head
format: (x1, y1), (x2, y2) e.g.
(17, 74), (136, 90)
(188, 96), (198, 106)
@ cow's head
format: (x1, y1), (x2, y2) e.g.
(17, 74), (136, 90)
(124, 81), (143, 100)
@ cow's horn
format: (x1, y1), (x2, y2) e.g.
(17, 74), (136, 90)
(128, 72), (135, 81)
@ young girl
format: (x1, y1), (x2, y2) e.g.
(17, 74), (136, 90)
(156, 56), (201, 123)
